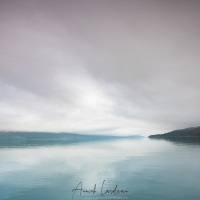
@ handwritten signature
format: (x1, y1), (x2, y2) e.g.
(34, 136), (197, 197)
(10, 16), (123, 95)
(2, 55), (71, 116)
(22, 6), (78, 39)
(72, 180), (128, 200)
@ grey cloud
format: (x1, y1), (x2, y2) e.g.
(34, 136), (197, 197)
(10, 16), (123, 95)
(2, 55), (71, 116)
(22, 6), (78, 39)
(0, 0), (200, 135)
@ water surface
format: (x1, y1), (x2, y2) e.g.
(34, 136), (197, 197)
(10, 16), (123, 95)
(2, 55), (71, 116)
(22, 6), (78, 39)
(0, 138), (200, 200)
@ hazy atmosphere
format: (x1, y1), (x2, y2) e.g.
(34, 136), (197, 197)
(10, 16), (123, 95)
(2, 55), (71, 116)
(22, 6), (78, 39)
(0, 0), (200, 136)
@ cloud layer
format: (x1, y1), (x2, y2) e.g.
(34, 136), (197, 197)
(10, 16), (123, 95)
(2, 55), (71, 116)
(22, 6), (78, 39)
(0, 0), (200, 135)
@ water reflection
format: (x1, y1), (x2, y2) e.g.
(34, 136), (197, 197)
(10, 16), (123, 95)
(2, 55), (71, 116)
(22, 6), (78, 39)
(0, 138), (200, 200)
(149, 137), (200, 146)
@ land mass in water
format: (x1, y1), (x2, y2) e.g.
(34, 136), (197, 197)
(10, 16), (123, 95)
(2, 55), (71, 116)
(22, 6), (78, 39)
(149, 126), (200, 144)
(0, 131), (142, 147)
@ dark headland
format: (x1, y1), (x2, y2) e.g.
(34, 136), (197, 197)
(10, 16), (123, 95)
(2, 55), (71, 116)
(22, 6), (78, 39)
(149, 126), (200, 144)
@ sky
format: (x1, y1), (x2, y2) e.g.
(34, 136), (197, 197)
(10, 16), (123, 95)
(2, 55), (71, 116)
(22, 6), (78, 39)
(0, 0), (200, 136)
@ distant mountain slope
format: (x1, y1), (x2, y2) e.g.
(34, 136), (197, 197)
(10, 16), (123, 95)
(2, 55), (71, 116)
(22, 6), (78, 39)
(0, 131), (113, 140)
(0, 131), (142, 147)
(149, 126), (200, 138)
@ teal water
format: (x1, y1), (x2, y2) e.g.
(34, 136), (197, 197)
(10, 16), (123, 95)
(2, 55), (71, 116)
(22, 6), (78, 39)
(0, 138), (200, 200)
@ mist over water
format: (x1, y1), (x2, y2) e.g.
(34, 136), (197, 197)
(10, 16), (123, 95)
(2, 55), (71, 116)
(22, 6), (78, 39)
(0, 138), (200, 200)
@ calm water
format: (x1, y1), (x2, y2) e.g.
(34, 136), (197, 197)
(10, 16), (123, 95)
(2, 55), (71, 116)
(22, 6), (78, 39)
(0, 138), (200, 200)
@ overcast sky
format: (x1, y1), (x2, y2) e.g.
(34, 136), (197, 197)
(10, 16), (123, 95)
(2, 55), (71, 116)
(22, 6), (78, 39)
(0, 0), (200, 136)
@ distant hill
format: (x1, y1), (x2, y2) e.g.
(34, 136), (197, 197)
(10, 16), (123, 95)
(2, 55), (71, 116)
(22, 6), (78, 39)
(149, 126), (200, 139)
(0, 131), (142, 147)
(148, 126), (200, 145)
